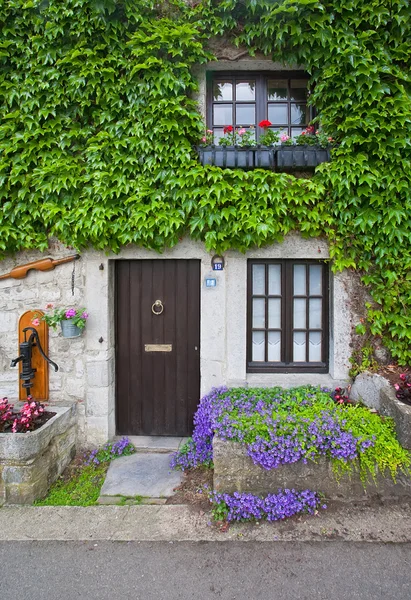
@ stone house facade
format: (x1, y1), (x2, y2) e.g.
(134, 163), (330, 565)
(0, 55), (363, 447)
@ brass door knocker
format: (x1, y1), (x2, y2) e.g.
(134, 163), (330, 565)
(151, 300), (164, 315)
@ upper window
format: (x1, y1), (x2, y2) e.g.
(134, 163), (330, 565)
(207, 72), (312, 144)
(247, 260), (329, 373)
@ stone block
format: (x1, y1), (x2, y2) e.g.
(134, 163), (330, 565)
(213, 437), (411, 501)
(0, 312), (17, 333)
(350, 371), (390, 410)
(87, 361), (111, 388)
(380, 387), (411, 450)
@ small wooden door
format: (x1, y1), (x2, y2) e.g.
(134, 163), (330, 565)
(115, 260), (200, 436)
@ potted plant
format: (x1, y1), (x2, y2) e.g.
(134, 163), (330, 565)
(33, 304), (89, 338)
(276, 126), (333, 171)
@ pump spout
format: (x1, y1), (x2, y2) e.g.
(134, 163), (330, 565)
(10, 355), (24, 368)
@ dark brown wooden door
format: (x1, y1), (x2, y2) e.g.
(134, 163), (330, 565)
(115, 260), (200, 436)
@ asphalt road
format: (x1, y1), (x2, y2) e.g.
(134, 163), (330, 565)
(1, 541), (411, 600)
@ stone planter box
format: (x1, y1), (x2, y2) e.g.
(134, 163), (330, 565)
(196, 146), (274, 169)
(213, 436), (411, 501)
(0, 404), (77, 505)
(380, 387), (411, 450)
(276, 145), (331, 171)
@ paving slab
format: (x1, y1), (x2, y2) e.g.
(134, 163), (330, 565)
(99, 453), (183, 500)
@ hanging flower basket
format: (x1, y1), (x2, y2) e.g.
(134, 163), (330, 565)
(276, 145), (331, 171)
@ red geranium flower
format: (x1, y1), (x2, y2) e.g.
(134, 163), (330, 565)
(258, 120), (272, 129)
(223, 125), (234, 134)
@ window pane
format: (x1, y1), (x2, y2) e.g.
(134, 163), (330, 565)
(268, 298), (281, 329)
(252, 331), (265, 361)
(236, 81), (255, 101)
(293, 265), (306, 295)
(267, 79), (288, 101)
(268, 264), (281, 295)
(252, 264), (265, 295)
(213, 82), (233, 102)
(268, 331), (281, 362)
(268, 103), (288, 124)
(309, 265), (322, 295)
(293, 298), (306, 329)
(309, 298), (322, 329)
(309, 331), (322, 362)
(236, 104), (256, 125)
(213, 128), (225, 143)
(252, 298), (265, 328)
(291, 127), (304, 139)
(290, 80), (308, 102)
(293, 331), (306, 362)
(291, 103), (309, 125)
(213, 104), (233, 126)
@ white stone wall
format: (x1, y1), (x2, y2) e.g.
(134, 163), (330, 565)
(0, 235), (358, 446)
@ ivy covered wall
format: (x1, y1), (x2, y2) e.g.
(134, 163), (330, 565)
(0, 0), (410, 363)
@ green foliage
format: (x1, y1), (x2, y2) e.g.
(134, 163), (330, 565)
(35, 462), (109, 506)
(1, 0), (411, 361)
(349, 344), (378, 378)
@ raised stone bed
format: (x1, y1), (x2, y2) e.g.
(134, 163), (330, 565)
(213, 436), (411, 501)
(0, 404), (77, 505)
(349, 371), (391, 410)
(380, 387), (411, 450)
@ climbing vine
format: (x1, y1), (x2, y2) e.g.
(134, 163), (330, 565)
(0, 0), (410, 362)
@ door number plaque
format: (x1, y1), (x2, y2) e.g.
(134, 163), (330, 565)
(144, 344), (172, 352)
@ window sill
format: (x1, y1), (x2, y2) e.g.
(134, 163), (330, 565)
(196, 144), (331, 171)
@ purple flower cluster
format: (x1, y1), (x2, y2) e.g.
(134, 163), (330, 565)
(209, 488), (323, 522)
(85, 437), (135, 466)
(246, 413), (359, 470)
(170, 387), (375, 471)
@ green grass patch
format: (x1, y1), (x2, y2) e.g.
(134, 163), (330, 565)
(35, 463), (109, 507)
(35, 437), (136, 506)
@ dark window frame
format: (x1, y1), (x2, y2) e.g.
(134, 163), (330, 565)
(247, 259), (329, 373)
(206, 71), (313, 142)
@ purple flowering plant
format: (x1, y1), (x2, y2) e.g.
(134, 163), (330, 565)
(171, 386), (410, 484)
(36, 303), (89, 330)
(209, 488), (324, 523)
(84, 437), (135, 466)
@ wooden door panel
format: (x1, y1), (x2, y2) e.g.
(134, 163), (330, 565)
(116, 260), (200, 436)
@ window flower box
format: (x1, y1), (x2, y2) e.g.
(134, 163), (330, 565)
(196, 146), (274, 169)
(276, 144), (331, 171)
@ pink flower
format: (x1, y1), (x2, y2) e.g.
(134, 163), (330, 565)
(400, 374), (406, 381)
(238, 128), (246, 135)
(46, 303), (54, 309)
(206, 130), (213, 134)
(201, 136), (207, 142)
(394, 384), (400, 390)
(65, 308), (76, 318)
(280, 133), (290, 142)
(81, 312), (89, 319)
(31, 318), (40, 327)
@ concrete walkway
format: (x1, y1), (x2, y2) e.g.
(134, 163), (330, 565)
(1, 501), (411, 542)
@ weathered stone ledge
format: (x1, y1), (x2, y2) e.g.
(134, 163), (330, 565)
(380, 387), (411, 450)
(0, 404), (77, 505)
(213, 436), (411, 501)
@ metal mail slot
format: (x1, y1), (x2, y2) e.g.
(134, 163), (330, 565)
(144, 344), (172, 352)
